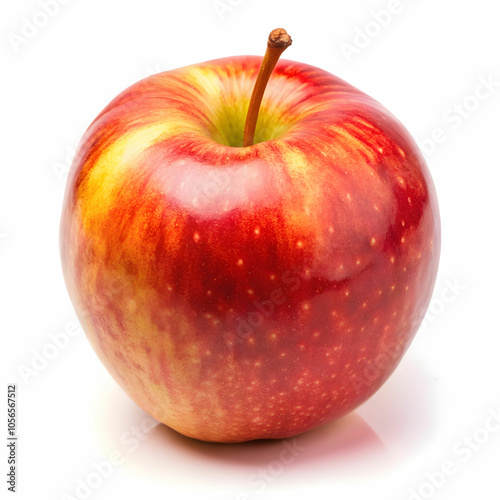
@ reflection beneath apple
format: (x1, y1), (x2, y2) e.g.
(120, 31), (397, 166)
(94, 352), (436, 489)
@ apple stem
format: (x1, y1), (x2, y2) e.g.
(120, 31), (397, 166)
(243, 28), (292, 147)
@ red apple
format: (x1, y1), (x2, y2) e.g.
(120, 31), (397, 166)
(60, 29), (440, 442)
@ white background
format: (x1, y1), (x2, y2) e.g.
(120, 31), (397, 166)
(2, 0), (500, 499)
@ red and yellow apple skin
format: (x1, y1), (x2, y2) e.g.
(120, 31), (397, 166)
(60, 56), (440, 443)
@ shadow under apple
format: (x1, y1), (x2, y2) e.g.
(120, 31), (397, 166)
(93, 351), (436, 489)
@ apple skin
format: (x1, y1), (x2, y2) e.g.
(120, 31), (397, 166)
(60, 55), (440, 443)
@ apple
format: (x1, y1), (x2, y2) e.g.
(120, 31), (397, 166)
(60, 29), (440, 442)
